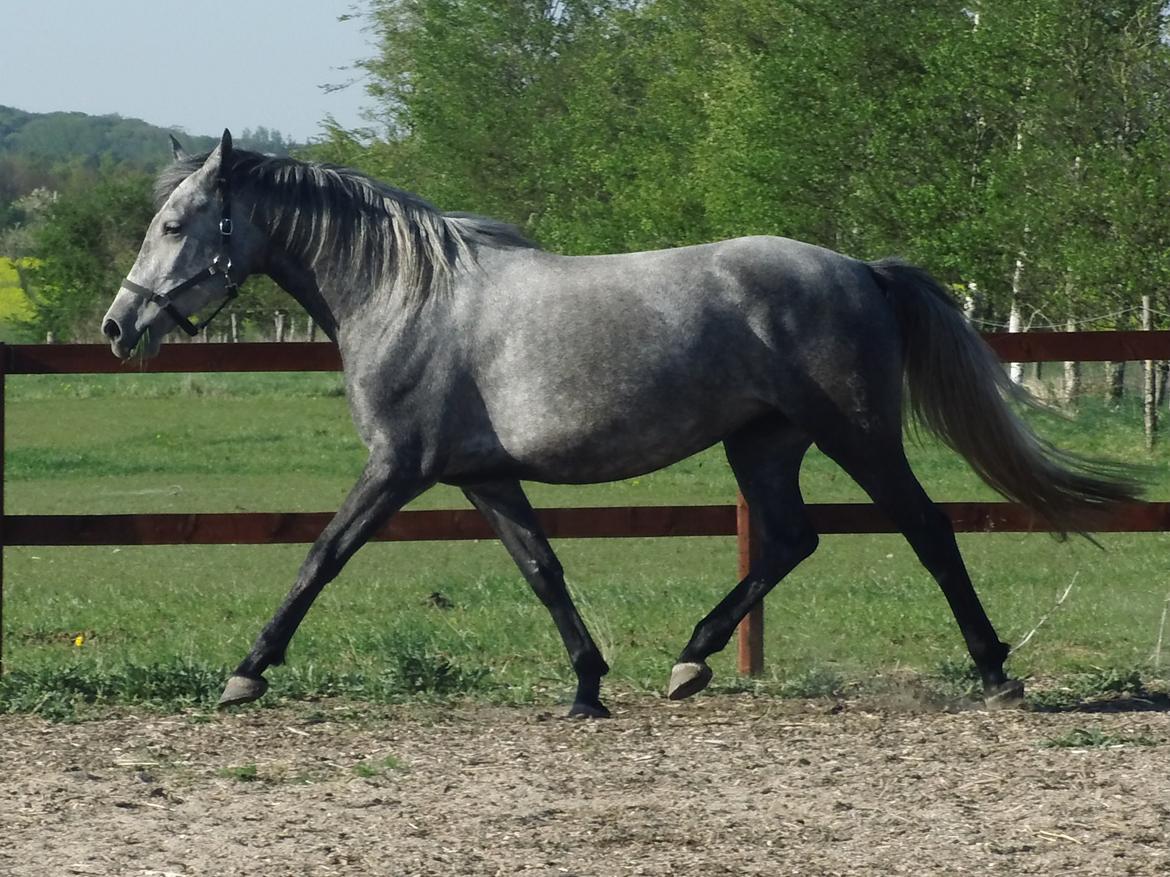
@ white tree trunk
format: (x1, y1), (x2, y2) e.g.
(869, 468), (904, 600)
(963, 281), (980, 321)
(1008, 297), (1024, 385)
(1062, 316), (1081, 407)
(1144, 295), (1157, 449)
(1106, 361), (1126, 406)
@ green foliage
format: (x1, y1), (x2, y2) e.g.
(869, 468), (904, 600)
(12, 171), (299, 343)
(0, 106), (303, 333)
(321, 0), (1170, 326)
(0, 257), (35, 338)
(22, 172), (154, 340)
(12, 3), (1170, 337)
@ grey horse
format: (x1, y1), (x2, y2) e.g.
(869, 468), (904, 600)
(101, 131), (1138, 717)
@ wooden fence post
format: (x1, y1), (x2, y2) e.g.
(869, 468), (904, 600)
(736, 492), (764, 676)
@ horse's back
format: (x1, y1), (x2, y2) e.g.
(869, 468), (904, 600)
(435, 236), (902, 484)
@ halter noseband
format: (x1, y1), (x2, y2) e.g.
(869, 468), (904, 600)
(119, 144), (241, 337)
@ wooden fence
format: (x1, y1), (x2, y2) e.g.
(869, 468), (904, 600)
(3, 331), (1170, 676)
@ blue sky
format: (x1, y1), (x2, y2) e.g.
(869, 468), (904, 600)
(1, 1), (375, 142)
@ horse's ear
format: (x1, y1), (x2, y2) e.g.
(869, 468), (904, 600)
(168, 134), (188, 161)
(217, 129), (233, 183)
(198, 129), (234, 184)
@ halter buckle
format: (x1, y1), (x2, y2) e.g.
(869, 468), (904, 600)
(219, 218), (234, 236)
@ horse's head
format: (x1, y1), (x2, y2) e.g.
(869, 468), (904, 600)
(101, 129), (262, 358)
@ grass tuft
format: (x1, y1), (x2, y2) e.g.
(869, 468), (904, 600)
(1028, 667), (1154, 710)
(217, 763), (261, 782)
(353, 754), (406, 778)
(1041, 727), (1159, 749)
(778, 667), (847, 699)
(924, 657), (983, 701)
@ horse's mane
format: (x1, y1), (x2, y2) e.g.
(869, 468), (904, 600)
(155, 150), (540, 301)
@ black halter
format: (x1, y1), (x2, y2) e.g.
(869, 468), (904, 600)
(120, 146), (241, 337)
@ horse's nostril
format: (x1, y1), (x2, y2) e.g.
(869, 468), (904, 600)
(102, 319), (122, 341)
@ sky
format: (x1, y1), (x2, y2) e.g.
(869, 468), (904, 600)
(1, 1), (376, 143)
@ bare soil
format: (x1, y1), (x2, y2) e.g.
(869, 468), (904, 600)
(1, 695), (1168, 876)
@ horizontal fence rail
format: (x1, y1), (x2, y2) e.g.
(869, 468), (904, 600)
(7, 502), (1170, 547)
(9, 330), (1170, 375)
(7, 333), (1170, 546)
(3, 331), (1170, 678)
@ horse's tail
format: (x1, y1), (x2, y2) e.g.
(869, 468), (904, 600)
(868, 258), (1142, 535)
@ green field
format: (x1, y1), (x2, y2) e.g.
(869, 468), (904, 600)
(4, 370), (1170, 718)
(0, 258), (34, 342)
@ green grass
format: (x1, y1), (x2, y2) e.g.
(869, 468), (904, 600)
(217, 763), (260, 782)
(4, 370), (1170, 718)
(1041, 727), (1160, 749)
(0, 258), (35, 342)
(353, 754), (407, 778)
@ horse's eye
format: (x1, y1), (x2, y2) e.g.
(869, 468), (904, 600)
(162, 221), (182, 236)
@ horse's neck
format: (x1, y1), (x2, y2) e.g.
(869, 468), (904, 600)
(264, 249), (340, 343)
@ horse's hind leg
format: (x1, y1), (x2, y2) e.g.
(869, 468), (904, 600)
(669, 417), (817, 700)
(818, 434), (1023, 707)
(463, 480), (612, 718)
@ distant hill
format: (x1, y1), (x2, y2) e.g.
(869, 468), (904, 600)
(0, 105), (299, 167)
(0, 105), (303, 230)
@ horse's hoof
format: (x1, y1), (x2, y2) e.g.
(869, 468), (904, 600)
(567, 701), (611, 719)
(667, 661), (713, 700)
(217, 674), (269, 708)
(984, 679), (1025, 710)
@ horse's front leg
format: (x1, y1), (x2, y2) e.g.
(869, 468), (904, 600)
(218, 451), (432, 707)
(463, 480), (611, 718)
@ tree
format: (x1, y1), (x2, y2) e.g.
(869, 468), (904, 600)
(24, 174), (154, 341)
(315, 0), (1170, 344)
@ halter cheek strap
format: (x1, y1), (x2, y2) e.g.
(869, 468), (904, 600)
(120, 257), (238, 337)
(120, 138), (241, 337)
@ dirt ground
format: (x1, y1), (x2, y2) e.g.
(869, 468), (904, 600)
(1, 694), (1168, 877)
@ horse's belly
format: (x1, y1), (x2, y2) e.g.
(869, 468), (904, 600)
(490, 395), (765, 484)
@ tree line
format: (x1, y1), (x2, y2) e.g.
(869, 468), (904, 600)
(7, 1), (1170, 350)
(317, 0), (1170, 333)
(0, 107), (298, 341)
